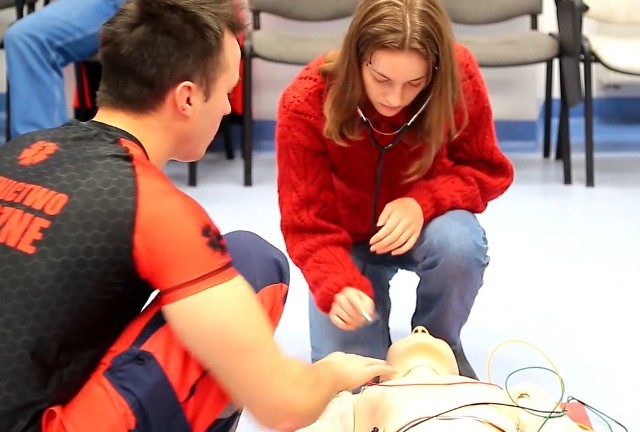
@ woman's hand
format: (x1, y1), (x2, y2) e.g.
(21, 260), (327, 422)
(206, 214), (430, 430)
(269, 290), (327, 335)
(369, 197), (423, 256)
(329, 287), (376, 330)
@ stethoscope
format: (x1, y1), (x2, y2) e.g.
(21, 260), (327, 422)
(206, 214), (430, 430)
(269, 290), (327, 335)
(355, 95), (432, 276)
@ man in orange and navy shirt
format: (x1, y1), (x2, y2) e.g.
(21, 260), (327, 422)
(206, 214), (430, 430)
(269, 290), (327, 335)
(0, 1), (394, 431)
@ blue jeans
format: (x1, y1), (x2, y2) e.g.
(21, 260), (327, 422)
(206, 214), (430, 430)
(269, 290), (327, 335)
(309, 210), (489, 371)
(4, 0), (124, 139)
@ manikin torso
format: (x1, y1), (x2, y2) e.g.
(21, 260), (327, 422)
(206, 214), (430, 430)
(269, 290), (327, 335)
(353, 367), (520, 432)
(296, 327), (581, 432)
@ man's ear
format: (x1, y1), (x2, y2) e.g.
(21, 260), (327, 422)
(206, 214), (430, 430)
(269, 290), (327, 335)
(173, 81), (195, 116)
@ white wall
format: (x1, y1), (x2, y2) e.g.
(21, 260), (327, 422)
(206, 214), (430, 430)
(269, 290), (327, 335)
(2, 0), (638, 122)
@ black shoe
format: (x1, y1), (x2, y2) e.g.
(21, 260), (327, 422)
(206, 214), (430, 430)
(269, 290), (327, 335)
(453, 345), (478, 380)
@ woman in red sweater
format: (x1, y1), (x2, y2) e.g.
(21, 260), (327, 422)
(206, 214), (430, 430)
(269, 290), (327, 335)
(276, 0), (514, 379)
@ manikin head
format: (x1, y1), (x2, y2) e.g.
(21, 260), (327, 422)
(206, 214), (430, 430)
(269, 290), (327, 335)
(384, 326), (459, 379)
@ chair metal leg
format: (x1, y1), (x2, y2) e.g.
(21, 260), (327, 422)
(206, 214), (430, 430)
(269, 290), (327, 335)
(222, 116), (234, 160)
(75, 63), (90, 121)
(242, 48), (253, 187)
(584, 53), (595, 187)
(558, 101), (572, 185)
(5, 78), (11, 143)
(556, 56), (572, 185)
(188, 162), (197, 187)
(543, 59), (553, 158)
(554, 60), (568, 163)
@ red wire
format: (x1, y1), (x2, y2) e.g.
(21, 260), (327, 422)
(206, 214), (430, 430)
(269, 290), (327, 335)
(365, 380), (504, 389)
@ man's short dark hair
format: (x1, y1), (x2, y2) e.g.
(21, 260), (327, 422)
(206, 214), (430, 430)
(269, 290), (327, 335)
(97, 0), (244, 112)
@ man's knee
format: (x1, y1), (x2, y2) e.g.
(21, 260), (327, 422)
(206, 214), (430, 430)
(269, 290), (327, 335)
(3, 22), (26, 52)
(3, 18), (41, 53)
(207, 405), (242, 432)
(223, 230), (290, 292)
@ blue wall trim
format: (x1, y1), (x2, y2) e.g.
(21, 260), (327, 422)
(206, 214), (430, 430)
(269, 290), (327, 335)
(3, 93), (639, 153)
(217, 97), (640, 154)
(493, 97), (640, 153)
(221, 99), (640, 154)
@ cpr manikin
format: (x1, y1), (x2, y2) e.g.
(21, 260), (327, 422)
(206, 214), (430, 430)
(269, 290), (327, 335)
(297, 327), (582, 432)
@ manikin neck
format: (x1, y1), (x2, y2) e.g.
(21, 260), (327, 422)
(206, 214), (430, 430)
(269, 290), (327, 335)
(401, 364), (442, 379)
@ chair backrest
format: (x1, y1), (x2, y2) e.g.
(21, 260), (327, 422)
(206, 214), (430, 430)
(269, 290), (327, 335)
(0, 0), (36, 29)
(249, 0), (359, 22)
(0, 0), (38, 17)
(584, 0), (640, 24)
(441, 0), (543, 25)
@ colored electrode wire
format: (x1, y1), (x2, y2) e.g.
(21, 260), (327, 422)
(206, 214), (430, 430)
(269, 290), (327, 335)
(364, 338), (627, 432)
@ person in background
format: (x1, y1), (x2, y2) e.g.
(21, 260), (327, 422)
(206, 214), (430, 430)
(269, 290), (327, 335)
(3, 0), (125, 140)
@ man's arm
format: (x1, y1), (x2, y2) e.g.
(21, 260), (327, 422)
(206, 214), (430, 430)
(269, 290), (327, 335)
(132, 174), (391, 430)
(162, 275), (389, 431)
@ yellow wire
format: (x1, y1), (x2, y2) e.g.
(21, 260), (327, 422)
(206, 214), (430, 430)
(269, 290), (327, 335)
(487, 339), (568, 432)
(486, 339), (561, 384)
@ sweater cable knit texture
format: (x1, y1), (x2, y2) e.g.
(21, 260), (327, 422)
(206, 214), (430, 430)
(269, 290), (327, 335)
(276, 44), (514, 314)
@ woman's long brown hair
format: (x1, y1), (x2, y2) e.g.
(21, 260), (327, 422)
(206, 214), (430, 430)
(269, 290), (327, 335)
(321, 0), (466, 181)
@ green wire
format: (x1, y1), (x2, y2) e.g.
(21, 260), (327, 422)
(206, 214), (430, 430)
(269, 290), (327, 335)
(503, 365), (566, 431)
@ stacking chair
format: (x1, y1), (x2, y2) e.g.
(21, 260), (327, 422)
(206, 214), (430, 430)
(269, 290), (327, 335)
(241, 0), (359, 186)
(441, 0), (584, 184)
(579, 0), (640, 187)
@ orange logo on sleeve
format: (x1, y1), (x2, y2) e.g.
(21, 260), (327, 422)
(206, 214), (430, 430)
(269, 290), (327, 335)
(18, 141), (59, 166)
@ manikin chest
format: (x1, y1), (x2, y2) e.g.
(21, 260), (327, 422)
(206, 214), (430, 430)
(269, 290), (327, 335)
(354, 381), (520, 432)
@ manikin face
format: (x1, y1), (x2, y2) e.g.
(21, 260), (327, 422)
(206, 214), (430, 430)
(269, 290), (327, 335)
(361, 49), (430, 118)
(385, 326), (459, 376)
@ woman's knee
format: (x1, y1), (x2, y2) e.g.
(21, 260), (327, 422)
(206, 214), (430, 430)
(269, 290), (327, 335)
(415, 210), (489, 268)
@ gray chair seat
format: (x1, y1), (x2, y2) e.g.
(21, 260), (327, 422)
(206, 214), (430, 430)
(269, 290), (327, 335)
(252, 31), (345, 65)
(458, 31), (559, 67)
(85, 52), (100, 63)
(588, 34), (640, 75)
(0, 22), (10, 37)
(0, 0), (16, 9)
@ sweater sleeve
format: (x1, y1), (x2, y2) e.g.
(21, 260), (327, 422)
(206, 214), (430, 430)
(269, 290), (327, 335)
(404, 47), (514, 222)
(276, 82), (374, 314)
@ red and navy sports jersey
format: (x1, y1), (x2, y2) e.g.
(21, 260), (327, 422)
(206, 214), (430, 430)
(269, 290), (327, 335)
(0, 121), (238, 432)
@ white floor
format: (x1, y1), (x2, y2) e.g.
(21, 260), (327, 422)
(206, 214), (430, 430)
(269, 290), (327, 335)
(165, 151), (640, 432)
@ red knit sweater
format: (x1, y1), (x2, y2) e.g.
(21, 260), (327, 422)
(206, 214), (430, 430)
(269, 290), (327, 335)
(276, 44), (514, 314)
